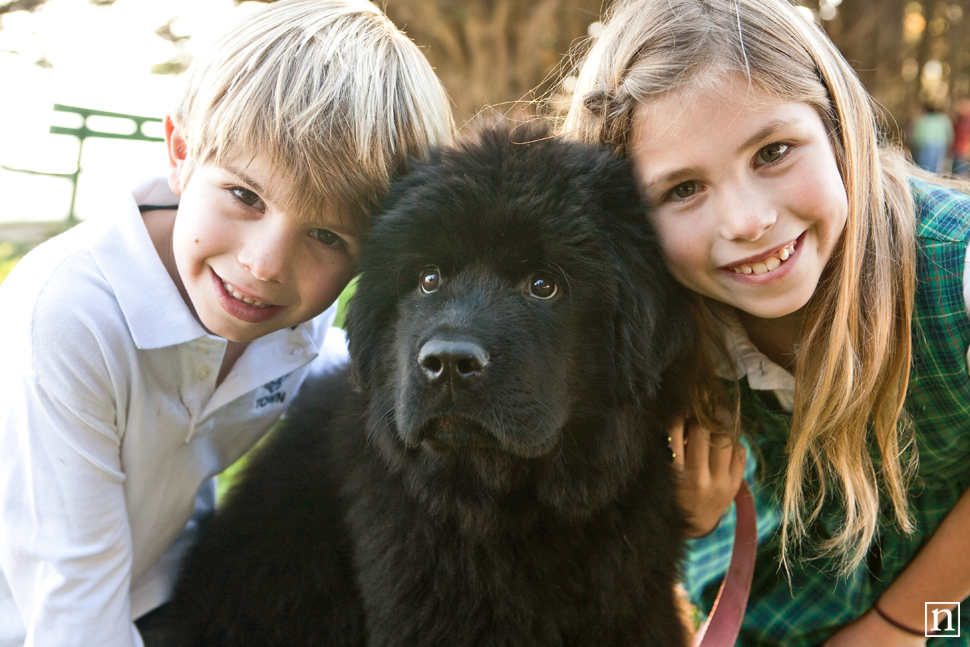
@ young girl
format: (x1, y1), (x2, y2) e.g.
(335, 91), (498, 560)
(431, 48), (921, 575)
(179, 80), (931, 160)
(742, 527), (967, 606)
(563, 0), (970, 645)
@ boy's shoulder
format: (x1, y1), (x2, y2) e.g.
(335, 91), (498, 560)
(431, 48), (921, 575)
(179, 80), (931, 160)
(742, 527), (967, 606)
(1, 219), (115, 329)
(0, 177), (200, 355)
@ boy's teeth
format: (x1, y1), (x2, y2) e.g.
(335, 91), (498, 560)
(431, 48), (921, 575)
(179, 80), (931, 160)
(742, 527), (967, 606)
(731, 242), (795, 275)
(222, 281), (271, 308)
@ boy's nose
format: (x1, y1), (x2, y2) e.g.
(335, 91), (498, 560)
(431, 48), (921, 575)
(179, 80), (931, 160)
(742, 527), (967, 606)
(238, 226), (291, 283)
(244, 255), (285, 282)
(717, 186), (777, 241)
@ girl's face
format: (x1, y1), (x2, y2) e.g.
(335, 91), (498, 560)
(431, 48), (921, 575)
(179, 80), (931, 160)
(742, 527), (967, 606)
(629, 77), (848, 320)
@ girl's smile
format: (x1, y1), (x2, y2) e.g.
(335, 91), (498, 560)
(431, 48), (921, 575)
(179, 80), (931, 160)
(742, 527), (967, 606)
(723, 234), (800, 277)
(629, 76), (848, 321)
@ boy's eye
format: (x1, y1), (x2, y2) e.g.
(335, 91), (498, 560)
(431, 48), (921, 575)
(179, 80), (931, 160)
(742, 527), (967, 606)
(757, 143), (789, 164)
(672, 182), (697, 199)
(312, 229), (341, 246)
(231, 187), (261, 207)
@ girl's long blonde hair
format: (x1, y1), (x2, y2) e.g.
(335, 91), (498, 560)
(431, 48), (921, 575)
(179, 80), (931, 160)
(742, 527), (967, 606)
(562, 0), (919, 575)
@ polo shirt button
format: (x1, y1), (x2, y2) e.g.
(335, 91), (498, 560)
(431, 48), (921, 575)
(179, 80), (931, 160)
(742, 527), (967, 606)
(195, 365), (212, 381)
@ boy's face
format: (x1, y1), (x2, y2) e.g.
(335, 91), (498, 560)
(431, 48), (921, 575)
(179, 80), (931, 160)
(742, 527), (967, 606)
(166, 120), (359, 343)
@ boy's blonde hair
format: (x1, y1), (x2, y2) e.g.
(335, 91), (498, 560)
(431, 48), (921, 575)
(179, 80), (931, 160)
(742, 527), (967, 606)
(563, 0), (920, 576)
(172, 0), (454, 236)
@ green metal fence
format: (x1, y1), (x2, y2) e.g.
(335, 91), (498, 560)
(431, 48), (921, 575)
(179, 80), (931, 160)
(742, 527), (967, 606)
(1, 104), (164, 224)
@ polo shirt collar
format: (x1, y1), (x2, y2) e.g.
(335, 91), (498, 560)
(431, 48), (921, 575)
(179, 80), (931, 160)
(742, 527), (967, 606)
(89, 178), (209, 349)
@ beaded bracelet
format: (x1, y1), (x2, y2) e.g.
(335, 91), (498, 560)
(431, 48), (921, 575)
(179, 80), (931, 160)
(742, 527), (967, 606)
(872, 602), (926, 638)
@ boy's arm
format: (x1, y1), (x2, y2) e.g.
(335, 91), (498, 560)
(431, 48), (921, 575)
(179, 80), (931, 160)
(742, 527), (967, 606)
(823, 485), (970, 646)
(0, 372), (145, 647)
(0, 261), (147, 647)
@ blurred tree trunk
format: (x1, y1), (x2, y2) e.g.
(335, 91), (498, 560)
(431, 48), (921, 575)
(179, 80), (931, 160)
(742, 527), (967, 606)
(8, 0), (967, 132)
(823, 0), (909, 115)
(382, 0), (605, 122)
(821, 0), (970, 137)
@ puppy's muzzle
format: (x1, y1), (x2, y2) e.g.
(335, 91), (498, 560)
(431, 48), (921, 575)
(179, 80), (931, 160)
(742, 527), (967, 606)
(418, 339), (489, 387)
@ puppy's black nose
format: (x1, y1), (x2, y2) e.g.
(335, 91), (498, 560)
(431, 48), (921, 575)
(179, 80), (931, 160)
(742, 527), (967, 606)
(418, 339), (489, 385)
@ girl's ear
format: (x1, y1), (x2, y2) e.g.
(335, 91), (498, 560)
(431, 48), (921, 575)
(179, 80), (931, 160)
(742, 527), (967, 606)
(164, 115), (188, 196)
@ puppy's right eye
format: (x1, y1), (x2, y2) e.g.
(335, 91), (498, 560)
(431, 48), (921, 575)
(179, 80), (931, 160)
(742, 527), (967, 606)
(419, 266), (441, 294)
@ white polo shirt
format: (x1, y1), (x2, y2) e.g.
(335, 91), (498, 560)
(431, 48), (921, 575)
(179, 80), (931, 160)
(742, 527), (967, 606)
(0, 178), (349, 647)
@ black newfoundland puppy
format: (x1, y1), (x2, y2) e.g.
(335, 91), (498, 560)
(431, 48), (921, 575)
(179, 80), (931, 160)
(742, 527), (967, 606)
(149, 125), (693, 647)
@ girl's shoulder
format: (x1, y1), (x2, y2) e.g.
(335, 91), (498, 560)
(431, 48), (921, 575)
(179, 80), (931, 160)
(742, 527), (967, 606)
(909, 177), (970, 244)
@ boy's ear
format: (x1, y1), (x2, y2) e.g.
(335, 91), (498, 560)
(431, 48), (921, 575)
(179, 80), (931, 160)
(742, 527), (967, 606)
(164, 115), (188, 196)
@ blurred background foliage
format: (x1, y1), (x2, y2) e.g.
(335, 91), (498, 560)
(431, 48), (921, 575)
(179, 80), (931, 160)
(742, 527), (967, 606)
(2, 0), (967, 132)
(1, 0), (968, 276)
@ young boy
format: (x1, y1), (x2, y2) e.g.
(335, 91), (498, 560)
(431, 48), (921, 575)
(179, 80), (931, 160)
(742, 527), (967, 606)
(0, 1), (453, 645)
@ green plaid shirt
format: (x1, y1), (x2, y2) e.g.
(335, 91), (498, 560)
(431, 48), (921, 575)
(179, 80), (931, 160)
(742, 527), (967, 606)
(681, 180), (970, 646)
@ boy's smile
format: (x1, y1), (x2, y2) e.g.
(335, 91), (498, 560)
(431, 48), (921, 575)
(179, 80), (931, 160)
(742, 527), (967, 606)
(628, 76), (848, 321)
(161, 121), (359, 343)
(212, 271), (282, 322)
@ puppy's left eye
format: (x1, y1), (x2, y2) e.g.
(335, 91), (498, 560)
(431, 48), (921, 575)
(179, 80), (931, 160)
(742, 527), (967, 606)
(419, 266), (441, 294)
(527, 273), (558, 299)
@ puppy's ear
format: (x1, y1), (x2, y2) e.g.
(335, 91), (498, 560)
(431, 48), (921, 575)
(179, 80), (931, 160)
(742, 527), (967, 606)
(593, 162), (694, 402)
(609, 231), (693, 401)
(347, 153), (444, 392)
(344, 278), (398, 393)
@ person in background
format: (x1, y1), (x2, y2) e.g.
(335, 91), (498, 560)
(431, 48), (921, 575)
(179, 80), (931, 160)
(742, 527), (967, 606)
(911, 102), (954, 173)
(951, 98), (970, 177)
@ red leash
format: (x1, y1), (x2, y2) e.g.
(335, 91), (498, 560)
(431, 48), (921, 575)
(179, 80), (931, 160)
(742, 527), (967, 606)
(692, 481), (757, 647)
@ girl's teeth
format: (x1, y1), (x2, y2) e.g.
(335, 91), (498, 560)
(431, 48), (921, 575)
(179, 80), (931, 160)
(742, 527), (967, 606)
(730, 241), (795, 275)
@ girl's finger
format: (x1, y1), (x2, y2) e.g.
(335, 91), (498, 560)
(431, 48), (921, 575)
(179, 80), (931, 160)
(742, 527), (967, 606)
(683, 417), (711, 472)
(707, 432), (736, 477)
(729, 441), (747, 480)
(666, 416), (686, 469)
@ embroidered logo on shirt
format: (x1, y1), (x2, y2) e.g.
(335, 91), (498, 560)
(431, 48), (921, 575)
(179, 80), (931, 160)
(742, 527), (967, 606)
(256, 378), (286, 408)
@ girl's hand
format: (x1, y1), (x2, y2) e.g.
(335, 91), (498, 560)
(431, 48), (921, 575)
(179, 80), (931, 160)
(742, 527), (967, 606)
(668, 415), (746, 537)
(823, 610), (927, 647)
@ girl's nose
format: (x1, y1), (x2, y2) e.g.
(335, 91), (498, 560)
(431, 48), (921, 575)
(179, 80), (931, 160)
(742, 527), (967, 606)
(717, 185), (777, 241)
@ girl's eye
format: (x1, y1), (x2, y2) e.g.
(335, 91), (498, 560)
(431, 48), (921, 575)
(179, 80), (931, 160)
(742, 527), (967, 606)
(757, 143), (789, 164)
(312, 229), (341, 247)
(672, 182), (697, 200)
(527, 272), (558, 300)
(419, 266), (440, 294)
(231, 187), (261, 207)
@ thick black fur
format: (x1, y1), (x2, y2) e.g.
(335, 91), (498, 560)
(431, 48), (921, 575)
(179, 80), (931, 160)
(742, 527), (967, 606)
(149, 124), (693, 647)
